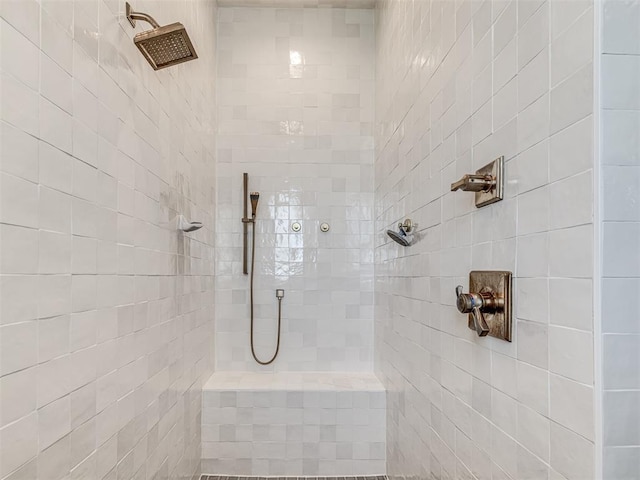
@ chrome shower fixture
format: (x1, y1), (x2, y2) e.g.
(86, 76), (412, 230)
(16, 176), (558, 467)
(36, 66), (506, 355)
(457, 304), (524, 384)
(125, 2), (198, 70)
(387, 219), (416, 247)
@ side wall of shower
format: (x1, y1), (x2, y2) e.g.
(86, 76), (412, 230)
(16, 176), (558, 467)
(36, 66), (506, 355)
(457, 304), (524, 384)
(214, 7), (376, 372)
(600, 0), (640, 475)
(0, 1), (217, 479)
(374, 0), (597, 478)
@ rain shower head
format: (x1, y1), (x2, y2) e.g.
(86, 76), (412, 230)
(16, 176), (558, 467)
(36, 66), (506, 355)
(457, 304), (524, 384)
(126, 3), (198, 71)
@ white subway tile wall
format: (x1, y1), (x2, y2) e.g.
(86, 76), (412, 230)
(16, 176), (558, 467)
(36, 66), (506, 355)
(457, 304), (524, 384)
(601, 0), (640, 477)
(0, 0), (217, 479)
(215, 7), (375, 372)
(374, 0), (596, 479)
(201, 372), (386, 477)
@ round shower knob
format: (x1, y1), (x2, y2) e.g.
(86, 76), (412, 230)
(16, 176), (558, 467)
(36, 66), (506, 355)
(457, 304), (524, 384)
(455, 288), (478, 313)
(291, 222), (301, 232)
(320, 223), (330, 232)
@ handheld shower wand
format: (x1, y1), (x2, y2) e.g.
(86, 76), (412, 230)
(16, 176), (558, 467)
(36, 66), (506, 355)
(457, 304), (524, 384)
(250, 192), (259, 219)
(242, 175), (282, 365)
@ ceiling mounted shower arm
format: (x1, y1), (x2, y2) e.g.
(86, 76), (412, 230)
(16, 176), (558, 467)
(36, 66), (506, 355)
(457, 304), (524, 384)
(126, 3), (160, 29)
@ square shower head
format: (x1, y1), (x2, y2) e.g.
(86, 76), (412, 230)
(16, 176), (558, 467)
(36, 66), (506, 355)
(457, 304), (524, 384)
(133, 22), (198, 70)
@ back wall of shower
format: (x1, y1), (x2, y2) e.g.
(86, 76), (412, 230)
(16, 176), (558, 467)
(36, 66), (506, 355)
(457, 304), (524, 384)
(214, 7), (376, 372)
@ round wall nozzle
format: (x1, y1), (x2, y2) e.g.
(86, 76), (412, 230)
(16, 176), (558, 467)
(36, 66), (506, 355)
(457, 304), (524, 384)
(387, 229), (413, 247)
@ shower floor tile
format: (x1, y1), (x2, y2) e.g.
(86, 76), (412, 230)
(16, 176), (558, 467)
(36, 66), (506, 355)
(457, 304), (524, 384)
(202, 477), (388, 480)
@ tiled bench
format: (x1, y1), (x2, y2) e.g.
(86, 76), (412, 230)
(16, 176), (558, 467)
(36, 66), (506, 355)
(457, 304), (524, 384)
(201, 372), (386, 477)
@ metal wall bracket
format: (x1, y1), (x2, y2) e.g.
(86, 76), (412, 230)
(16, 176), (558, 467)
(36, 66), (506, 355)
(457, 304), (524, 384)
(451, 156), (504, 208)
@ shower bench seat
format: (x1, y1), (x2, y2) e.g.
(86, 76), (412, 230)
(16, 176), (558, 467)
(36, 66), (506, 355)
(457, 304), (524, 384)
(201, 371), (386, 477)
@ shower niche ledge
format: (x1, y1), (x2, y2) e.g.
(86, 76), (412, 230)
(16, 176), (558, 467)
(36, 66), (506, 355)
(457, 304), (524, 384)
(201, 371), (386, 477)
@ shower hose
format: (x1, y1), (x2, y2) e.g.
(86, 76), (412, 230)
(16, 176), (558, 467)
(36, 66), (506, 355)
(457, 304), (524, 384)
(249, 221), (282, 365)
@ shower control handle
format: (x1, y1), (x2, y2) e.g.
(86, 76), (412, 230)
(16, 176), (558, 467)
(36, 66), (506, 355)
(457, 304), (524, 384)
(455, 286), (490, 337)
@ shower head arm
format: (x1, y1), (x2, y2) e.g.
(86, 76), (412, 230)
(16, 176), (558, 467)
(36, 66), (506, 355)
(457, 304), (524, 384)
(126, 3), (160, 29)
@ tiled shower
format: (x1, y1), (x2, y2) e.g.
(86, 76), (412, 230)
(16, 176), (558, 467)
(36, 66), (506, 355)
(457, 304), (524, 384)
(0, 1), (638, 480)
